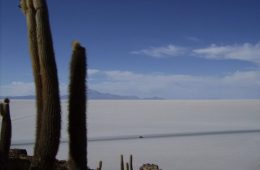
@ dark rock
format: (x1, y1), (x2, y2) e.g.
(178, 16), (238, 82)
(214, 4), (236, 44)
(139, 163), (161, 170)
(7, 149), (68, 170)
(9, 148), (27, 157)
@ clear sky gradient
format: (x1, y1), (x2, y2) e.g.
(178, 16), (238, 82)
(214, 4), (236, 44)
(1, 0), (260, 99)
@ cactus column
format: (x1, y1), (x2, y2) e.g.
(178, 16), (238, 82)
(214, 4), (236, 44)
(20, 0), (43, 155)
(68, 42), (87, 170)
(32, 0), (61, 169)
(20, 0), (61, 169)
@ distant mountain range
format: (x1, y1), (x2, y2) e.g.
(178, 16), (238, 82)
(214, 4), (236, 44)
(0, 89), (164, 100)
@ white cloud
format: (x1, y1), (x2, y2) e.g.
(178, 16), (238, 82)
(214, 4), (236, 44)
(131, 44), (187, 58)
(88, 69), (100, 76)
(89, 69), (260, 99)
(193, 42), (260, 64)
(0, 81), (68, 97)
(0, 82), (35, 96)
(1, 70), (260, 99)
(131, 42), (260, 65)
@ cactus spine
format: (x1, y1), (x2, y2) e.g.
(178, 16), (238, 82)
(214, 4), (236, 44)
(68, 41), (87, 170)
(20, 0), (61, 169)
(0, 99), (12, 169)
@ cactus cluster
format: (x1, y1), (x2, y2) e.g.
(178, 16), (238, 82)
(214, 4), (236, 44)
(121, 155), (134, 170)
(0, 0), (162, 169)
(20, 0), (88, 169)
(20, 0), (61, 169)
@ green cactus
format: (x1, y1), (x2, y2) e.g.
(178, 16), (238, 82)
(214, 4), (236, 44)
(0, 99), (12, 169)
(68, 41), (87, 170)
(20, 0), (43, 155)
(32, 0), (61, 169)
(20, 0), (61, 169)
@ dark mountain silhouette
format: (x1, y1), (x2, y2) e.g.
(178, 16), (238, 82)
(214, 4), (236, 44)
(0, 89), (163, 100)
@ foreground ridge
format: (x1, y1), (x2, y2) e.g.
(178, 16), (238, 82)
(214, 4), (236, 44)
(7, 150), (161, 170)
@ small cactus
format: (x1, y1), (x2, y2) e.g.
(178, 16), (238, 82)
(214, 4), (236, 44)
(0, 99), (12, 169)
(130, 155), (133, 170)
(97, 161), (102, 170)
(126, 163), (129, 170)
(121, 155), (125, 170)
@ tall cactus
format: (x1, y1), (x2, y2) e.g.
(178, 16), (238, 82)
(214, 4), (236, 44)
(32, 0), (61, 168)
(0, 99), (12, 169)
(20, 0), (43, 154)
(68, 41), (87, 170)
(20, 0), (61, 169)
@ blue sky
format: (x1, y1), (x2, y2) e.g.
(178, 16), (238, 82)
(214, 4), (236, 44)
(0, 0), (260, 99)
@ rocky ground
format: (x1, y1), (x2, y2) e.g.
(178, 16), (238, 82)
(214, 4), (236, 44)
(7, 149), (160, 170)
